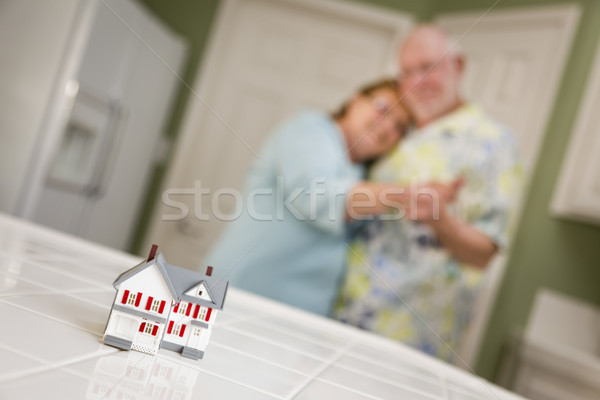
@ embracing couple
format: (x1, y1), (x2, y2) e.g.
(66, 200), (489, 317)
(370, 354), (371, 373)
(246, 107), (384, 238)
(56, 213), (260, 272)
(205, 25), (522, 363)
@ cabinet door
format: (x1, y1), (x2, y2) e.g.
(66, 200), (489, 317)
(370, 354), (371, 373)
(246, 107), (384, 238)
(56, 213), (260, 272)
(515, 364), (599, 400)
(551, 33), (600, 225)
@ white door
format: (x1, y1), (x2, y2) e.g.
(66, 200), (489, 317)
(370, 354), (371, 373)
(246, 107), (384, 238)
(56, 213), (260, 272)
(145, 0), (413, 269)
(438, 5), (580, 182)
(186, 327), (204, 350)
(25, 0), (187, 250)
(436, 4), (580, 367)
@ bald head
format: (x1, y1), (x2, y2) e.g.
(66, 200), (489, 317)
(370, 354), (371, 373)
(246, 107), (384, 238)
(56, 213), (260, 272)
(398, 25), (465, 127)
(400, 25), (459, 61)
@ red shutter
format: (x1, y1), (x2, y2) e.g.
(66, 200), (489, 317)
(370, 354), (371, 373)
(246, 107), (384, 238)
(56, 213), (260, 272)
(193, 305), (200, 319)
(167, 321), (174, 334)
(185, 303), (191, 316)
(139, 322), (146, 332)
(135, 292), (142, 307)
(152, 325), (158, 336)
(179, 324), (186, 337)
(145, 296), (153, 310)
(121, 290), (130, 304)
(158, 301), (166, 314)
(205, 308), (212, 321)
(173, 302), (179, 313)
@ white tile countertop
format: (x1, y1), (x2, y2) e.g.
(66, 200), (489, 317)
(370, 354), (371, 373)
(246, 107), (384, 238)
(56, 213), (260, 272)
(0, 213), (528, 400)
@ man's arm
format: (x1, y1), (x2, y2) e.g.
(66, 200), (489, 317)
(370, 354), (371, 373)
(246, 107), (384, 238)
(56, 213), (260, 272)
(401, 181), (497, 268)
(347, 180), (497, 267)
(428, 208), (497, 269)
(346, 181), (460, 220)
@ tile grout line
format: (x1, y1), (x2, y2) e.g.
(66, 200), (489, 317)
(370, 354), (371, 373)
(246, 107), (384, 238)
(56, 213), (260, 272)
(349, 347), (507, 400)
(209, 341), (313, 377)
(441, 375), (451, 399)
(0, 272), (112, 310)
(0, 250), (121, 280)
(2, 300), (104, 337)
(283, 339), (359, 400)
(1, 320), (279, 400)
(66, 289), (115, 309)
(17, 253), (120, 278)
(0, 286), (112, 300)
(0, 343), (116, 384)
(0, 268), (105, 295)
(308, 378), (389, 400)
(19, 257), (114, 289)
(214, 311), (273, 327)
(218, 323), (337, 363)
(156, 353), (284, 400)
(319, 362), (443, 400)
(342, 347), (444, 385)
(246, 316), (350, 350)
(0, 215), (141, 264)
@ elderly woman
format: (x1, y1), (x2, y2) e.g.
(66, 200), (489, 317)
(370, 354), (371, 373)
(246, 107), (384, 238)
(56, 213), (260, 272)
(204, 79), (414, 316)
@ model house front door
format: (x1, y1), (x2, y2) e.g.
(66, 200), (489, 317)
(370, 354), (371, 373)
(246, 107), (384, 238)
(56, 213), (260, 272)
(132, 320), (161, 355)
(186, 327), (203, 350)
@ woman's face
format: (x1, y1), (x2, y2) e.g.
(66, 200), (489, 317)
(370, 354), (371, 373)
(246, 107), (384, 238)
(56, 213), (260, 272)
(343, 88), (410, 163)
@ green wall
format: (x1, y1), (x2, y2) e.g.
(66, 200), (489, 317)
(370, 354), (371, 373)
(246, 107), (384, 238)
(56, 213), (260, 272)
(135, 0), (600, 382)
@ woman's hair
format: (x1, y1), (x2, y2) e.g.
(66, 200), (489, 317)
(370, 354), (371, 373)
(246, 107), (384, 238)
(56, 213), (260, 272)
(332, 78), (414, 169)
(331, 78), (401, 120)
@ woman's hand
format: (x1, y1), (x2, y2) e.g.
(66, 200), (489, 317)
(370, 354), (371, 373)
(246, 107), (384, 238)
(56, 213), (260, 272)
(404, 178), (463, 222)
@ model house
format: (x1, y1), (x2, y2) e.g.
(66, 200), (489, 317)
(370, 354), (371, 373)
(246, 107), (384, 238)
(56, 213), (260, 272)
(103, 245), (228, 359)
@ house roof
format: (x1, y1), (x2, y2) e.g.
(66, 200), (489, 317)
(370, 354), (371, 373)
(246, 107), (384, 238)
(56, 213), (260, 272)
(113, 253), (228, 310)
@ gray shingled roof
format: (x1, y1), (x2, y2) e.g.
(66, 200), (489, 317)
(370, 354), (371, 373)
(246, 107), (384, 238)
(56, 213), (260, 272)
(113, 253), (228, 310)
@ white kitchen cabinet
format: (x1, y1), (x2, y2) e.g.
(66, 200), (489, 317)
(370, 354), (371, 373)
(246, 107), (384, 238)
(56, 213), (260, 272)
(551, 34), (600, 225)
(512, 289), (600, 400)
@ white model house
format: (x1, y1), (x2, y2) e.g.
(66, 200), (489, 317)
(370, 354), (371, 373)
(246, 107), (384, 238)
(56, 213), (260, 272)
(103, 246), (228, 359)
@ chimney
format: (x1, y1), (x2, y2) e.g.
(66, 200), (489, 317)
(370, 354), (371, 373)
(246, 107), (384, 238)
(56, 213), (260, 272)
(206, 266), (213, 277)
(147, 244), (158, 262)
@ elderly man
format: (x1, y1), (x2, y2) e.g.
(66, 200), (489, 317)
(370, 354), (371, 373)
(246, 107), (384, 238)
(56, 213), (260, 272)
(334, 25), (522, 363)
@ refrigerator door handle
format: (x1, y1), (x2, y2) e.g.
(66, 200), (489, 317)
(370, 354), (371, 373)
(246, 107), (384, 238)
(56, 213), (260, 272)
(85, 99), (125, 199)
(46, 82), (125, 198)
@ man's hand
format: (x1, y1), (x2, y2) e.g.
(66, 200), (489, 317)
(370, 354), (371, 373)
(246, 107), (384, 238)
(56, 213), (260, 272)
(405, 177), (496, 268)
(404, 178), (463, 222)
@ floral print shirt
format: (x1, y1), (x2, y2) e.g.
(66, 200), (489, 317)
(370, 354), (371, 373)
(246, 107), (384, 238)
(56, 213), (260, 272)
(333, 104), (522, 362)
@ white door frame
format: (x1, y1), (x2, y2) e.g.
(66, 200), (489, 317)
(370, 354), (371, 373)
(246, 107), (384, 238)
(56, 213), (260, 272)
(437, 3), (580, 369)
(438, 4), (580, 187)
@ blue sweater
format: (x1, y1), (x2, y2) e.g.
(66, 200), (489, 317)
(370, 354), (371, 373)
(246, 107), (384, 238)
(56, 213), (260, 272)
(204, 111), (363, 316)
